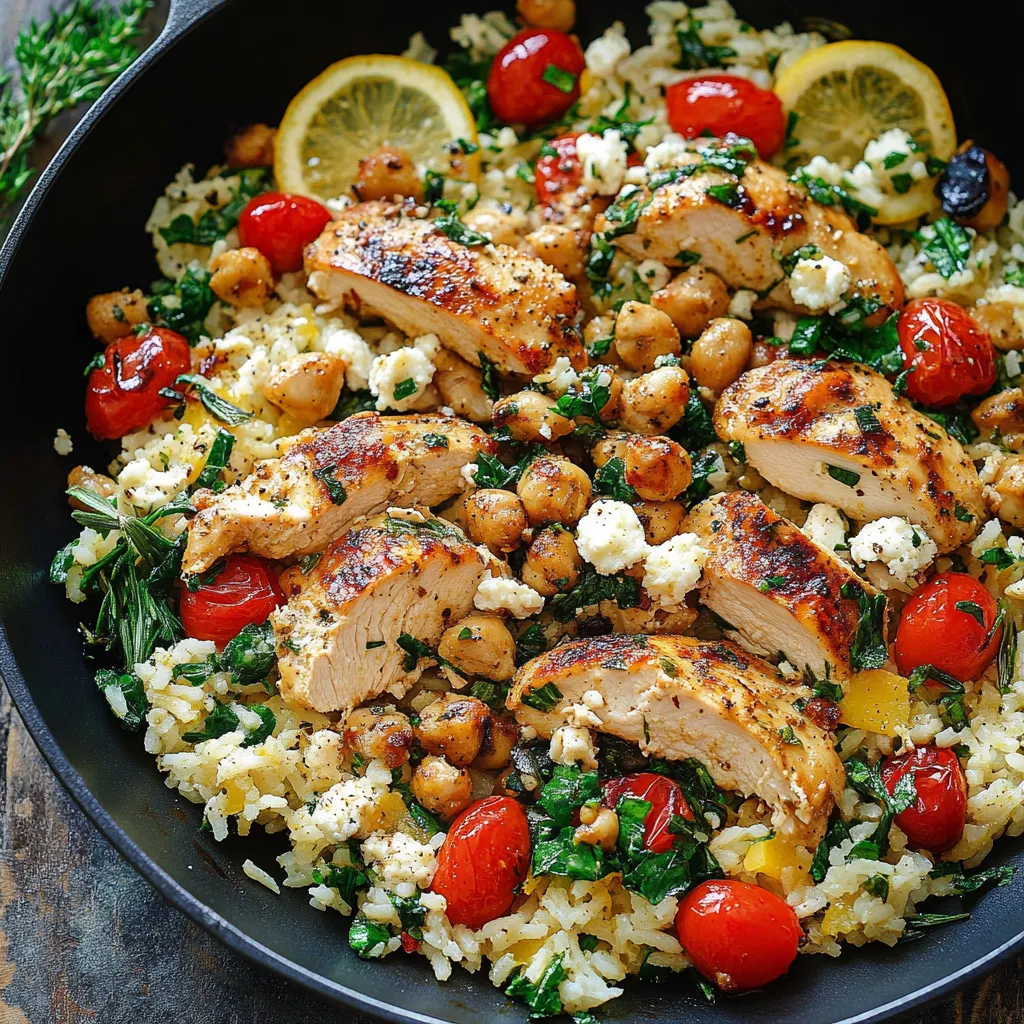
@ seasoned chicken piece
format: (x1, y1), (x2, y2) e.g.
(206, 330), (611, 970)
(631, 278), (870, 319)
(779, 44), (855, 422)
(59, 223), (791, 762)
(607, 159), (903, 314)
(981, 453), (1024, 528)
(508, 634), (843, 845)
(972, 387), (1024, 450)
(714, 360), (984, 553)
(305, 200), (586, 376)
(686, 491), (881, 679)
(273, 512), (489, 712)
(182, 413), (493, 574)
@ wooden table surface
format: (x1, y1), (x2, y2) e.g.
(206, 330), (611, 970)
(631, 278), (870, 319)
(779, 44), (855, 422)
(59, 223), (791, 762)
(1, 2), (1023, 1022)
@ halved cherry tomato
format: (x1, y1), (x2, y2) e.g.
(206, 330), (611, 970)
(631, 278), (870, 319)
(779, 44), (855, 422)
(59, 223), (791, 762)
(664, 75), (786, 158)
(897, 298), (996, 407)
(85, 326), (192, 440)
(486, 28), (585, 127)
(431, 796), (531, 929)
(602, 772), (692, 854)
(675, 879), (802, 991)
(237, 192), (332, 274)
(880, 745), (967, 852)
(894, 571), (1001, 682)
(534, 133), (582, 203)
(179, 554), (284, 648)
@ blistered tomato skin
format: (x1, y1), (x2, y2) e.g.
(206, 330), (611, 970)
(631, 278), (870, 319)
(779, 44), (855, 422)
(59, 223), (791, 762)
(602, 772), (692, 854)
(85, 327), (192, 440)
(675, 879), (802, 991)
(179, 554), (284, 648)
(534, 133), (583, 204)
(897, 298), (997, 407)
(430, 796), (531, 929)
(894, 572), (1002, 683)
(237, 192), (332, 274)
(881, 745), (967, 852)
(487, 29), (585, 128)
(664, 75), (786, 158)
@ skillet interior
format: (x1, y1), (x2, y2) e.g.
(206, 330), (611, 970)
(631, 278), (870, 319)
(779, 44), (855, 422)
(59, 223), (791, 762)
(2, 0), (1024, 1020)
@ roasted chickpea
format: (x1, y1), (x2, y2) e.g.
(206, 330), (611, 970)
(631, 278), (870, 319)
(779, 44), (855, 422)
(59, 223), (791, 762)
(634, 499), (687, 545)
(972, 301), (1023, 352)
(262, 351), (346, 423)
(651, 266), (730, 337)
(353, 145), (423, 202)
(343, 706), (413, 768)
(493, 390), (574, 444)
(689, 317), (752, 393)
(590, 432), (627, 469)
(747, 338), (789, 369)
(438, 614), (517, 680)
(85, 288), (149, 343)
(67, 465), (117, 511)
(574, 804), (618, 850)
(415, 693), (493, 766)
(411, 755), (473, 820)
(433, 348), (493, 423)
(517, 0), (575, 31)
(973, 387), (1024, 450)
(472, 716), (520, 771)
(583, 315), (615, 356)
(224, 123), (276, 168)
(619, 366), (690, 435)
(623, 434), (692, 502)
(613, 300), (682, 371)
(525, 223), (586, 279)
(210, 246), (274, 308)
(517, 455), (592, 525)
(460, 488), (528, 553)
(522, 525), (582, 596)
(464, 207), (525, 248)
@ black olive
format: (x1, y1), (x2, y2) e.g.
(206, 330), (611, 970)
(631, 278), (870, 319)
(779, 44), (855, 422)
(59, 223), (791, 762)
(938, 145), (989, 218)
(577, 614), (612, 637)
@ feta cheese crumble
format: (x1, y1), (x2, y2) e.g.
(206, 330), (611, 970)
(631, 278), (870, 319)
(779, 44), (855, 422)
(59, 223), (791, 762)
(368, 334), (439, 411)
(321, 327), (374, 390)
(474, 572), (545, 618)
(53, 428), (73, 456)
(361, 830), (439, 896)
(576, 130), (628, 196)
(801, 503), (848, 555)
(849, 517), (938, 583)
(642, 533), (708, 607)
(789, 254), (851, 312)
(584, 24), (630, 77)
(532, 355), (580, 395)
(310, 777), (382, 843)
(575, 500), (649, 574)
(728, 289), (758, 320)
(549, 725), (598, 770)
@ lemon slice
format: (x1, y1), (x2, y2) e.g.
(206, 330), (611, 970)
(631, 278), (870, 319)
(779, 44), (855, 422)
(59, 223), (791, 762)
(774, 41), (956, 224)
(275, 54), (479, 201)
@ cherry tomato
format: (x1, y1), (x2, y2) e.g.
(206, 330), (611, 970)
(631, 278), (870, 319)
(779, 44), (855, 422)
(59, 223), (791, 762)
(85, 327), (191, 440)
(664, 75), (786, 158)
(431, 796), (531, 929)
(534, 133), (582, 204)
(897, 298), (996, 407)
(602, 772), (692, 854)
(675, 879), (802, 991)
(237, 192), (332, 274)
(487, 28), (585, 127)
(880, 745), (967, 852)
(179, 554), (284, 648)
(895, 572), (1001, 682)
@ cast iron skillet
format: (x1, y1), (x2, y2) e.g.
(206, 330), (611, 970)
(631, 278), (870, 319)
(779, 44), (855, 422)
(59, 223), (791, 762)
(2, 1), (1024, 1020)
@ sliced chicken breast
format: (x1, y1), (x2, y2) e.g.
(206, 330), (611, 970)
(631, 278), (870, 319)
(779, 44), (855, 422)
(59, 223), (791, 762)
(273, 512), (489, 712)
(182, 412), (493, 574)
(686, 491), (881, 679)
(714, 360), (985, 553)
(305, 200), (586, 376)
(508, 634), (843, 845)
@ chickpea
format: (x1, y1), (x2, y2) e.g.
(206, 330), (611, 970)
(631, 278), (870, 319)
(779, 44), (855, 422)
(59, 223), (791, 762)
(689, 318), (752, 393)
(517, 455), (592, 525)
(583, 315), (615, 356)
(209, 246), (274, 308)
(434, 348), (493, 423)
(974, 388), (1024, 450)
(651, 266), (730, 337)
(619, 366), (690, 435)
(574, 804), (618, 851)
(464, 207), (525, 248)
(594, 368), (623, 423)
(343, 706), (413, 768)
(972, 301), (1023, 352)
(224, 123), (276, 168)
(493, 390), (574, 444)
(522, 525), (582, 596)
(353, 145), (423, 202)
(613, 300), (681, 372)
(590, 432), (626, 469)
(983, 454), (1024, 528)
(634, 500), (687, 545)
(438, 613), (517, 680)
(411, 755), (473, 820)
(517, 0), (575, 32)
(415, 693), (492, 766)
(460, 488), (528, 553)
(262, 351), (346, 423)
(67, 465), (117, 511)
(747, 338), (789, 370)
(525, 223), (586, 279)
(623, 434), (692, 502)
(472, 716), (520, 771)
(85, 288), (148, 343)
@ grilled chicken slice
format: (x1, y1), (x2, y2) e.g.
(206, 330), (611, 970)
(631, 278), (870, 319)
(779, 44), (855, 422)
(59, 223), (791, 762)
(714, 360), (985, 553)
(686, 491), (881, 679)
(508, 634), (843, 845)
(273, 512), (489, 712)
(607, 159), (903, 314)
(305, 200), (586, 376)
(182, 412), (493, 574)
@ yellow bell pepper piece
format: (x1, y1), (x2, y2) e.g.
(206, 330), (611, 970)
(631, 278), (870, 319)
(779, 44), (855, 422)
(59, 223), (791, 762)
(821, 895), (859, 937)
(743, 835), (812, 889)
(579, 69), (594, 95)
(840, 669), (910, 737)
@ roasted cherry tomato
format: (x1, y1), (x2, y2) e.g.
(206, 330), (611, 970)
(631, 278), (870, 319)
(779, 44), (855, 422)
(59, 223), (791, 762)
(602, 772), (692, 854)
(179, 554), (284, 648)
(237, 192), (332, 274)
(880, 745), (967, 852)
(675, 879), (802, 991)
(486, 28), (585, 127)
(534, 133), (582, 203)
(895, 571), (1001, 682)
(897, 298), (996, 407)
(85, 326), (191, 440)
(431, 796), (531, 929)
(664, 75), (786, 158)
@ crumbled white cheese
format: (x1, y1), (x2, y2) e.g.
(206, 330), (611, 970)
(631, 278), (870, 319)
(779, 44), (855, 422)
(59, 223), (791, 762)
(321, 327), (374, 391)
(728, 289), (758, 319)
(789, 254), (851, 312)
(635, 259), (671, 294)
(53, 428), (73, 456)
(576, 130), (628, 196)
(802, 503), (848, 556)
(584, 24), (630, 77)
(582, 689), (604, 709)
(303, 729), (345, 784)
(368, 334), (439, 411)
(849, 517), (938, 584)
(310, 777), (382, 843)
(643, 134), (691, 173)
(532, 356), (580, 395)
(460, 462), (479, 488)
(118, 458), (190, 514)
(474, 571), (545, 618)
(970, 518), (1004, 558)
(549, 725), (597, 770)
(564, 702), (602, 728)
(777, 660), (799, 679)
(361, 830), (438, 897)
(863, 128), (931, 186)
(575, 500), (649, 574)
(642, 533), (708, 608)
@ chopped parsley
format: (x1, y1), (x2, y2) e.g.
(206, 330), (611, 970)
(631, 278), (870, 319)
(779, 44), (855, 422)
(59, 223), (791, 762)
(312, 464), (347, 505)
(541, 63), (578, 93)
(827, 465), (860, 487)
(593, 457), (638, 503)
(674, 16), (737, 70)
(921, 217), (972, 279)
